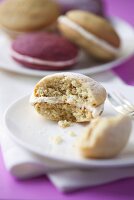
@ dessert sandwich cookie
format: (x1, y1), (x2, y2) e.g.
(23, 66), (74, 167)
(30, 72), (107, 122)
(77, 115), (132, 159)
(54, 0), (105, 16)
(11, 32), (79, 70)
(0, 0), (60, 38)
(58, 10), (121, 61)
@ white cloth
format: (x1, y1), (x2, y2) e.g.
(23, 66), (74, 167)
(0, 69), (134, 192)
(48, 167), (134, 192)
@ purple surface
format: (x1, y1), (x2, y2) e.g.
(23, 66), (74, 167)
(1, 150), (134, 200)
(106, 0), (134, 85)
(113, 56), (134, 86)
(54, 0), (105, 16)
(0, 0), (134, 200)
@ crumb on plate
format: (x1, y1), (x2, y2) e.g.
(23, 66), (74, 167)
(58, 120), (71, 128)
(51, 135), (63, 144)
(68, 131), (76, 137)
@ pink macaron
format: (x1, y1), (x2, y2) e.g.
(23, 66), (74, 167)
(11, 32), (79, 70)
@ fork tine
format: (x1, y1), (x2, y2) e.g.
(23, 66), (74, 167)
(110, 93), (130, 113)
(108, 94), (118, 106)
(114, 92), (134, 109)
(108, 94), (125, 114)
(117, 92), (134, 107)
(112, 92), (134, 112)
(108, 93), (134, 118)
(129, 112), (134, 119)
(129, 111), (134, 117)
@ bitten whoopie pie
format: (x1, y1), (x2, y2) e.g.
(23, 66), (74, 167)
(30, 72), (107, 122)
(11, 32), (79, 70)
(58, 10), (121, 61)
(0, 0), (60, 38)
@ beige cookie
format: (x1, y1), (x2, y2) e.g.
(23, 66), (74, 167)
(58, 10), (120, 61)
(30, 72), (106, 122)
(77, 115), (132, 158)
(0, 0), (60, 36)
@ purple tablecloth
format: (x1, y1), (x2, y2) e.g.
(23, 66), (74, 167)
(0, 0), (134, 199)
(1, 152), (134, 200)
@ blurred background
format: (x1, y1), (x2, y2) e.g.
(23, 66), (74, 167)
(105, 0), (134, 26)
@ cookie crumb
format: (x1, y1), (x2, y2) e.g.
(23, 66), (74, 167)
(51, 135), (63, 144)
(58, 120), (71, 128)
(68, 131), (76, 137)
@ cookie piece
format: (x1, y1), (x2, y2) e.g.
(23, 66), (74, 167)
(77, 115), (132, 158)
(54, 0), (105, 16)
(30, 72), (106, 122)
(58, 10), (121, 61)
(11, 32), (79, 70)
(0, 0), (60, 36)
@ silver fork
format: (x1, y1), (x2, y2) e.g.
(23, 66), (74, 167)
(108, 92), (134, 119)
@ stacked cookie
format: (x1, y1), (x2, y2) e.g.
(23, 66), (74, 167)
(58, 10), (120, 61)
(11, 33), (79, 70)
(30, 72), (107, 122)
(0, 0), (121, 70)
(0, 0), (60, 37)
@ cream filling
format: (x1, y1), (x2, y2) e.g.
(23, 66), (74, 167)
(11, 49), (78, 67)
(58, 16), (120, 55)
(30, 95), (104, 118)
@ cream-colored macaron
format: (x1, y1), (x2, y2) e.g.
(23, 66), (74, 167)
(30, 72), (106, 122)
(77, 115), (132, 158)
(58, 10), (121, 61)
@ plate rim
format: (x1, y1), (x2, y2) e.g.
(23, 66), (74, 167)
(3, 94), (134, 168)
(0, 16), (134, 77)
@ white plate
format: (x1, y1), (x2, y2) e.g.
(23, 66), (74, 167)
(0, 17), (134, 77)
(4, 95), (134, 168)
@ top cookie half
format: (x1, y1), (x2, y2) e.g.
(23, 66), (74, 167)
(58, 10), (121, 61)
(30, 72), (107, 122)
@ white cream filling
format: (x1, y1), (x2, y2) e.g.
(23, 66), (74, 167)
(30, 95), (104, 118)
(11, 49), (78, 67)
(58, 16), (120, 55)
